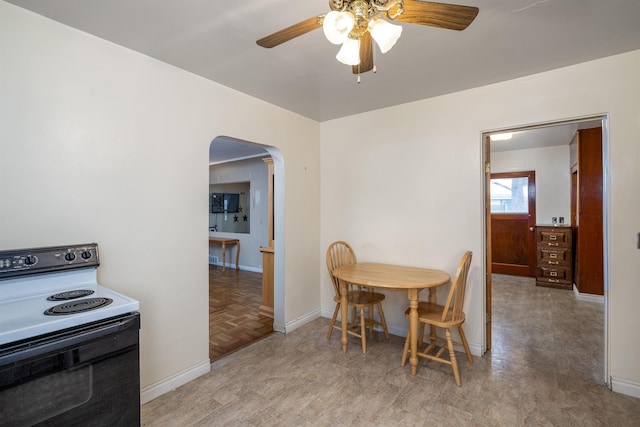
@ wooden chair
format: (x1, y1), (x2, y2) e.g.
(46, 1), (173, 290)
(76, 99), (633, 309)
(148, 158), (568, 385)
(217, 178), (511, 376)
(326, 241), (389, 353)
(401, 251), (473, 386)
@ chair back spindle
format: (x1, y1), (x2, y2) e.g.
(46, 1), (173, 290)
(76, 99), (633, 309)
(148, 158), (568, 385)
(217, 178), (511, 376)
(326, 241), (357, 297)
(441, 251), (472, 323)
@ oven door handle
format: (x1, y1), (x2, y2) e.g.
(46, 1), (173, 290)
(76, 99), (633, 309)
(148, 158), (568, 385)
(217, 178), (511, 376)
(0, 313), (139, 366)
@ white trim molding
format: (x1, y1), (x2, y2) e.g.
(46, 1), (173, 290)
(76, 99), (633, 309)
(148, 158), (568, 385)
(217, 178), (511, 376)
(140, 359), (211, 404)
(284, 309), (321, 333)
(573, 286), (605, 304)
(611, 376), (640, 399)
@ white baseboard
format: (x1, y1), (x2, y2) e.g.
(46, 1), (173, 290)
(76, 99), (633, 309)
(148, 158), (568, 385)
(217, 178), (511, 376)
(284, 309), (321, 333)
(611, 376), (640, 398)
(237, 265), (262, 273)
(573, 286), (605, 304)
(208, 261), (262, 274)
(140, 359), (211, 405)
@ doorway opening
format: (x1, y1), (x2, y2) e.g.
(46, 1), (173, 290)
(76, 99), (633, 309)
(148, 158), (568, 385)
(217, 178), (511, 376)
(208, 136), (285, 362)
(482, 115), (609, 385)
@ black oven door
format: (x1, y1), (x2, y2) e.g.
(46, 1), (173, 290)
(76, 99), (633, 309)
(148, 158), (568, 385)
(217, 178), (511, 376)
(0, 313), (140, 427)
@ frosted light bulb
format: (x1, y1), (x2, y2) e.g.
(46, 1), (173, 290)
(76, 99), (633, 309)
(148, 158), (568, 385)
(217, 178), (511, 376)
(323, 11), (355, 45)
(368, 17), (402, 53)
(336, 37), (360, 66)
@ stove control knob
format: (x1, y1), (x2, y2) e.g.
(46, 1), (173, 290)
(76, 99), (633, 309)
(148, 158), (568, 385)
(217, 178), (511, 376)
(24, 255), (37, 265)
(64, 252), (77, 262)
(81, 250), (92, 260)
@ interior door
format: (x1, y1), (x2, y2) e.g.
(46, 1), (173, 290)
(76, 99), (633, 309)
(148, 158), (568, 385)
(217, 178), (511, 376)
(490, 171), (537, 277)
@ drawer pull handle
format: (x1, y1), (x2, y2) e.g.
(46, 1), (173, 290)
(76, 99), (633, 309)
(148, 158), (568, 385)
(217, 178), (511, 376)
(550, 235), (557, 240)
(548, 261), (559, 265)
(550, 272), (558, 277)
(550, 253), (557, 258)
(547, 243), (559, 246)
(549, 279), (559, 283)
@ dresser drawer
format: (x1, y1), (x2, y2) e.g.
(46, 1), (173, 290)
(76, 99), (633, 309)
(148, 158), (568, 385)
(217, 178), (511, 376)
(536, 266), (572, 283)
(537, 228), (571, 247)
(537, 248), (571, 266)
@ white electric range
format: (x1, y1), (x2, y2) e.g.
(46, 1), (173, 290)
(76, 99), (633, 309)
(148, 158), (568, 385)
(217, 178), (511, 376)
(0, 243), (142, 426)
(0, 243), (139, 345)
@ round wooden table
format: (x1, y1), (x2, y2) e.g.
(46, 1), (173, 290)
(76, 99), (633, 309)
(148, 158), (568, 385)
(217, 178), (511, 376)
(333, 262), (450, 375)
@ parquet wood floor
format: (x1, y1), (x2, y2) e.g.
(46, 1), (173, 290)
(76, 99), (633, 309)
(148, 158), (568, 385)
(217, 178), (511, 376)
(209, 265), (273, 362)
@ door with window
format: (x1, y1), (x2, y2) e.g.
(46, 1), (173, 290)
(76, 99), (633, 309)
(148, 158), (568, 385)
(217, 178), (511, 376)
(490, 171), (536, 277)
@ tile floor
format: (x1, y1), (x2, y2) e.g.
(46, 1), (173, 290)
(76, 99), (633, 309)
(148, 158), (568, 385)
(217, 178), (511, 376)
(141, 275), (640, 426)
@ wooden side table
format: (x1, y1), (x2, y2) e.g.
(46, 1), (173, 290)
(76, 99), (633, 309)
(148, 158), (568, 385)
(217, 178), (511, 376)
(209, 237), (240, 271)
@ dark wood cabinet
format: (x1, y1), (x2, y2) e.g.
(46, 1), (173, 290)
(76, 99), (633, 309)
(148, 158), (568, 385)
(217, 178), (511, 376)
(535, 225), (573, 290)
(570, 127), (604, 295)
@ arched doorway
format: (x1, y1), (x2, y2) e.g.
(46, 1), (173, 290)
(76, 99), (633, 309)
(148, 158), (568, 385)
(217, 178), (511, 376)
(208, 136), (285, 361)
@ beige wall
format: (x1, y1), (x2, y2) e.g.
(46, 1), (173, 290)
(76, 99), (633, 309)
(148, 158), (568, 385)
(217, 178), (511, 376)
(320, 50), (640, 396)
(0, 2), (321, 399)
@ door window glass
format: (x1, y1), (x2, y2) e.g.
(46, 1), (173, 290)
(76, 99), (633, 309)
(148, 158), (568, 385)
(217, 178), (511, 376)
(490, 177), (529, 213)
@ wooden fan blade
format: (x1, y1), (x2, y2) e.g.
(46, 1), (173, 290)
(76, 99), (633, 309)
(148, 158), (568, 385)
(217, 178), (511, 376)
(257, 15), (323, 48)
(395, 0), (479, 31)
(352, 33), (374, 74)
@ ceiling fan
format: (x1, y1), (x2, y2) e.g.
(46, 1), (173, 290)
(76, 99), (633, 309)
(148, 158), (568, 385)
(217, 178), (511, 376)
(257, 0), (479, 75)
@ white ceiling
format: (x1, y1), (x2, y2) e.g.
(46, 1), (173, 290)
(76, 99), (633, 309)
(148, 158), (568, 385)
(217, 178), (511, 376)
(6, 0), (640, 124)
(209, 137), (270, 165)
(489, 118), (602, 153)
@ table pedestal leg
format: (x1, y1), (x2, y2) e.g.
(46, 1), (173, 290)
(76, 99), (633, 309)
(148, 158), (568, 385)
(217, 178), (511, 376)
(408, 288), (419, 375)
(221, 242), (226, 271)
(235, 241), (240, 270)
(340, 279), (348, 353)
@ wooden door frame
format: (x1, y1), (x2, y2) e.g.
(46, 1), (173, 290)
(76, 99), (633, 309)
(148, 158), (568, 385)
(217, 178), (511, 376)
(484, 136), (492, 351)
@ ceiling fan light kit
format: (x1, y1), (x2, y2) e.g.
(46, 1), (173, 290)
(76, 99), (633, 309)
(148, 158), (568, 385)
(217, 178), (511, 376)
(367, 17), (402, 53)
(323, 11), (355, 44)
(336, 36), (362, 65)
(257, 0), (479, 75)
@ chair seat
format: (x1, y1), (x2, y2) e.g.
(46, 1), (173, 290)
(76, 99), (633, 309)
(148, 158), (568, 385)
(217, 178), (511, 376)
(334, 290), (386, 306)
(404, 302), (466, 328)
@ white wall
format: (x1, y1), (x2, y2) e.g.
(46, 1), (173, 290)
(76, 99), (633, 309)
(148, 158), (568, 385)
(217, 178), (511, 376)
(209, 157), (269, 270)
(320, 50), (640, 396)
(492, 145), (572, 224)
(0, 2), (321, 399)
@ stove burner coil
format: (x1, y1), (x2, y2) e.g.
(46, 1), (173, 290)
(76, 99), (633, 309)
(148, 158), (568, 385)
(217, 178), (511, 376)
(44, 298), (113, 316)
(47, 289), (95, 301)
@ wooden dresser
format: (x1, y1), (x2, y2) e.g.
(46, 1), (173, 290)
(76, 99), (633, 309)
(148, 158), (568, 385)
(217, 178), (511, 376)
(535, 225), (573, 290)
